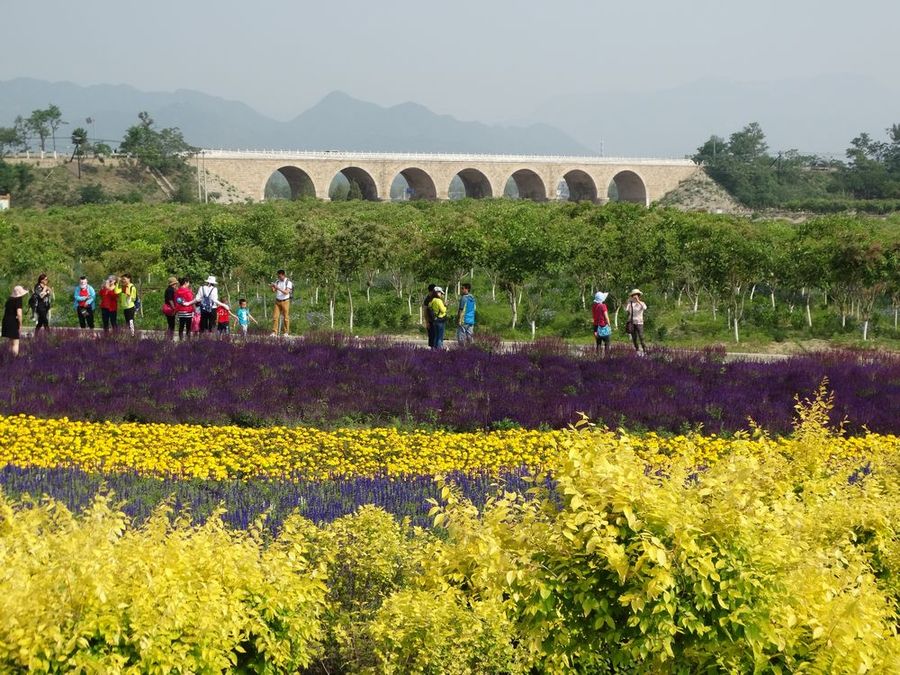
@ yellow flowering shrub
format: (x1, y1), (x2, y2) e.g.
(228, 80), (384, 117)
(0, 414), (897, 480)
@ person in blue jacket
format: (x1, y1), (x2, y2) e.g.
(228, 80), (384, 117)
(72, 276), (96, 329)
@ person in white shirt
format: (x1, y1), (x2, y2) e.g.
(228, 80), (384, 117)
(270, 269), (294, 336)
(626, 288), (648, 353)
(197, 276), (223, 333)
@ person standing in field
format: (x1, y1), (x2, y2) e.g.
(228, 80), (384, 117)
(626, 288), (648, 354)
(592, 291), (611, 357)
(174, 277), (197, 341)
(270, 269), (293, 337)
(423, 283), (436, 348)
(456, 283), (476, 345)
(99, 276), (120, 333)
(162, 276), (178, 338)
(31, 274), (53, 333)
(118, 274), (138, 336)
(72, 277), (96, 329)
(429, 286), (448, 349)
(196, 276), (221, 333)
(236, 298), (258, 337)
(2, 286), (28, 356)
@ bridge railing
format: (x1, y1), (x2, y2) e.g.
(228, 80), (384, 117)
(199, 149), (696, 166)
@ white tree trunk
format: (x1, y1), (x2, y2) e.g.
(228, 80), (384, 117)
(408, 294), (413, 316)
(895, 307), (898, 331)
(510, 290), (518, 330)
(329, 296), (335, 328)
(348, 285), (354, 332)
(842, 313), (847, 328)
(749, 284), (756, 302)
(863, 319), (869, 341)
(366, 285), (371, 303)
(693, 293), (699, 313)
(491, 281), (496, 301)
(314, 286), (319, 306)
(419, 305), (423, 326)
(806, 296), (812, 328)
(677, 286), (683, 307)
(581, 287), (586, 310)
(734, 315), (740, 343)
(770, 290), (775, 309)
(531, 320), (536, 340)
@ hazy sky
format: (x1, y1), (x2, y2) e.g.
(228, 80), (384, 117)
(3, 0), (898, 123)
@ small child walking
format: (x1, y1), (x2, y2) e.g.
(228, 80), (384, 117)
(235, 298), (258, 337)
(216, 303), (238, 336)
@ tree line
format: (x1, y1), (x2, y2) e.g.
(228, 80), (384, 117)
(1, 199), (897, 343)
(695, 121), (900, 208)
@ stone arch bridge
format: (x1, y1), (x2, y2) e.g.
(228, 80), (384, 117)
(199, 150), (698, 205)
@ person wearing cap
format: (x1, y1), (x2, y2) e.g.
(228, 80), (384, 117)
(72, 276), (96, 329)
(270, 269), (293, 337)
(99, 275), (120, 332)
(592, 290), (612, 357)
(2, 285), (29, 356)
(162, 276), (179, 337)
(428, 287), (448, 349)
(197, 275), (223, 333)
(626, 288), (648, 353)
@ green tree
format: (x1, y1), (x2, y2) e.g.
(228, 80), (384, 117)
(26, 105), (64, 153)
(70, 127), (90, 178)
(119, 112), (196, 175)
(0, 127), (22, 157)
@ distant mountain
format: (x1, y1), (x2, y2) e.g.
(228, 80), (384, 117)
(526, 74), (900, 158)
(0, 78), (592, 155)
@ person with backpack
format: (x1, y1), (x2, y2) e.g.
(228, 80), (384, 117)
(72, 277), (96, 329)
(456, 283), (476, 345)
(117, 273), (138, 336)
(196, 275), (222, 333)
(31, 274), (53, 333)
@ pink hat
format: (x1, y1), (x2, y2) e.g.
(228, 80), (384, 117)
(11, 285), (28, 298)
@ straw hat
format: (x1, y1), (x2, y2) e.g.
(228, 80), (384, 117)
(629, 288), (643, 297)
(11, 285), (28, 298)
(168, 276), (178, 285)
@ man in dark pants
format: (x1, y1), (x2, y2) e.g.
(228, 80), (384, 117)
(423, 283), (436, 348)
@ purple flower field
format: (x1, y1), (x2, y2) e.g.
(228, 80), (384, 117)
(1, 335), (897, 434)
(0, 465), (529, 530)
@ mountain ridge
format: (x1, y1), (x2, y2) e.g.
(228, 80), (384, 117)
(0, 78), (593, 155)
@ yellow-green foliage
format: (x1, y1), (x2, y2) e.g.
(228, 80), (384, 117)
(420, 409), (900, 672)
(0, 496), (328, 673)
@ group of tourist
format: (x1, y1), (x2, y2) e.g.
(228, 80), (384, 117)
(3, 271), (647, 357)
(422, 283), (477, 349)
(592, 288), (648, 356)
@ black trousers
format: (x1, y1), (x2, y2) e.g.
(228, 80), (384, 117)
(35, 308), (50, 331)
(77, 307), (94, 329)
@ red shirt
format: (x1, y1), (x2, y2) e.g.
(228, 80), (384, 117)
(216, 306), (230, 324)
(76, 287), (90, 308)
(592, 302), (608, 327)
(174, 287), (194, 316)
(99, 287), (118, 312)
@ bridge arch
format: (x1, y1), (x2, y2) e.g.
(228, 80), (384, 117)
(391, 167), (437, 201)
(557, 170), (598, 202)
(608, 170), (648, 205)
(449, 168), (493, 199)
(329, 166), (379, 201)
(263, 166), (316, 200)
(505, 169), (547, 201)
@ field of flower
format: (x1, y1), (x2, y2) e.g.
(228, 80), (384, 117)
(2, 412), (899, 672)
(2, 335), (898, 433)
(2, 335), (900, 671)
